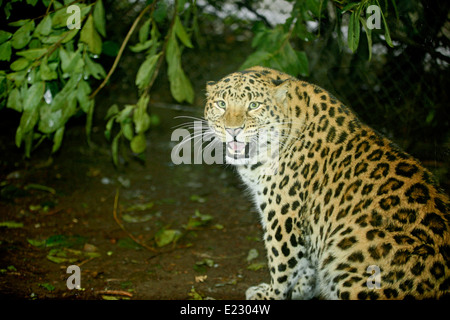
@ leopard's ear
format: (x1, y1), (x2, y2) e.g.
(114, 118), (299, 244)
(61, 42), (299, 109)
(272, 79), (290, 105)
(206, 81), (216, 98)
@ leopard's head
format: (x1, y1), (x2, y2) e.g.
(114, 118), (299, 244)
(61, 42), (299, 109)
(204, 69), (292, 165)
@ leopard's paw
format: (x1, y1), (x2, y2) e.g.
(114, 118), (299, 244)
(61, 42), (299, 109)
(245, 283), (271, 300)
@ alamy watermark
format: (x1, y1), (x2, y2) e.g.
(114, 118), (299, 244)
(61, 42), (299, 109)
(66, 5), (81, 30)
(366, 265), (381, 289)
(66, 265), (81, 290)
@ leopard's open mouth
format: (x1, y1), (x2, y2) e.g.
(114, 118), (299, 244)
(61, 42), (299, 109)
(226, 141), (247, 157)
(225, 140), (258, 162)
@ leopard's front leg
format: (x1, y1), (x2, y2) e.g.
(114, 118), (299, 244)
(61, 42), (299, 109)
(246, 215), (316, 300)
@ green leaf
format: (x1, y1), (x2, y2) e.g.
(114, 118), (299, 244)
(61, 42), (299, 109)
(11, 20), (34, 49)
(16, 47), (47, 60)
(10, 58), (31, 71)
(122, 122), (134, 141)
(27, 238), (46, 247)
(0, 41), (12, 61)
(166, 33), (194, 103)
(247, 262), (266, 271)
(174, 16), (193, 48)
(133, 94), (151, 134)
(377, 0), (394, 47)
(130, 133), (146, 154)
(105, 104), (119, 120)
(40, 56), (58, 81)
(93, 0), (106, 37)
(0, 221), (24, 228)
(80, 15), (102, 55)
(52, 126), (64, 153)
(18, 107), (39, 135)
(129, 39), (154, 53)
(155, 229), (182, 247)
(39, 283), (55, 291)
(0, 30), (13, 44)
(139, 18), (151, 44)
(84, 54), (106, 80)
(124, 202), (154, 212)
(61, 29), (79, 44)
(24, 81), (45, 112)
(59, 47), (84, 75)
(359, 17), (373, 61)
(35, 15), (52, 36)
(76, 80), (92, 112)
(7, 87), (22, 111)
(348, 10), (360, 52)
(135, 53), (160, 90)
(240, 50), (272, 70)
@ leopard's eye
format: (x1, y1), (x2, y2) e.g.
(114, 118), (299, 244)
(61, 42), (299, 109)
(248, 102), (261, 110)
(215, 100), (226, 109)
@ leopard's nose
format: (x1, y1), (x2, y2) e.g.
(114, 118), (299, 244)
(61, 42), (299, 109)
(225, 127), (244, 139)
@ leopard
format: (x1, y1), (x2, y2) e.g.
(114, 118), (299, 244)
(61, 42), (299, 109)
(203, 66), (450, 300)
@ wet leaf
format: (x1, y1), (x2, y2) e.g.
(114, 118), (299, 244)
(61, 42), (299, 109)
(122, 213), (154, 223)
(47, 247), (100, 264)
(125, 202), (154, 212)
(188, 287), (203, 300)
(186, 210), (213, 229)
(24, 183), (55, 194)
(27, 239), (46, 247)
(117, 238), (141, 250)
(189, 194), (206, 203)
(0, 221), (24, 228)
(39, 283), (55, 291)
(247, 262), (266, 271)
(46, 248), (78, 264)
(155, 229), (182, 247)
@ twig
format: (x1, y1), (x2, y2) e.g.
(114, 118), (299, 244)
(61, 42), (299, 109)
(97, 290), (133, 297)
(89, 2), (157, 99)
(112, 188), (157, 252)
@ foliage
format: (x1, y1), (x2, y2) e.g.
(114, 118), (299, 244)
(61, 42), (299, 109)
(240, 0), (395, 75)
(0, 0), (195, 161)
(0, 0), (424, 162)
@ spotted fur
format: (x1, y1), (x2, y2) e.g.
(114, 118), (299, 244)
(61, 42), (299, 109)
(204, 66), (450, 300)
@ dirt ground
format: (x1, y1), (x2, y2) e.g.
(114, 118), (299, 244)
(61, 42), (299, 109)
(0, 103), (270, 300)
